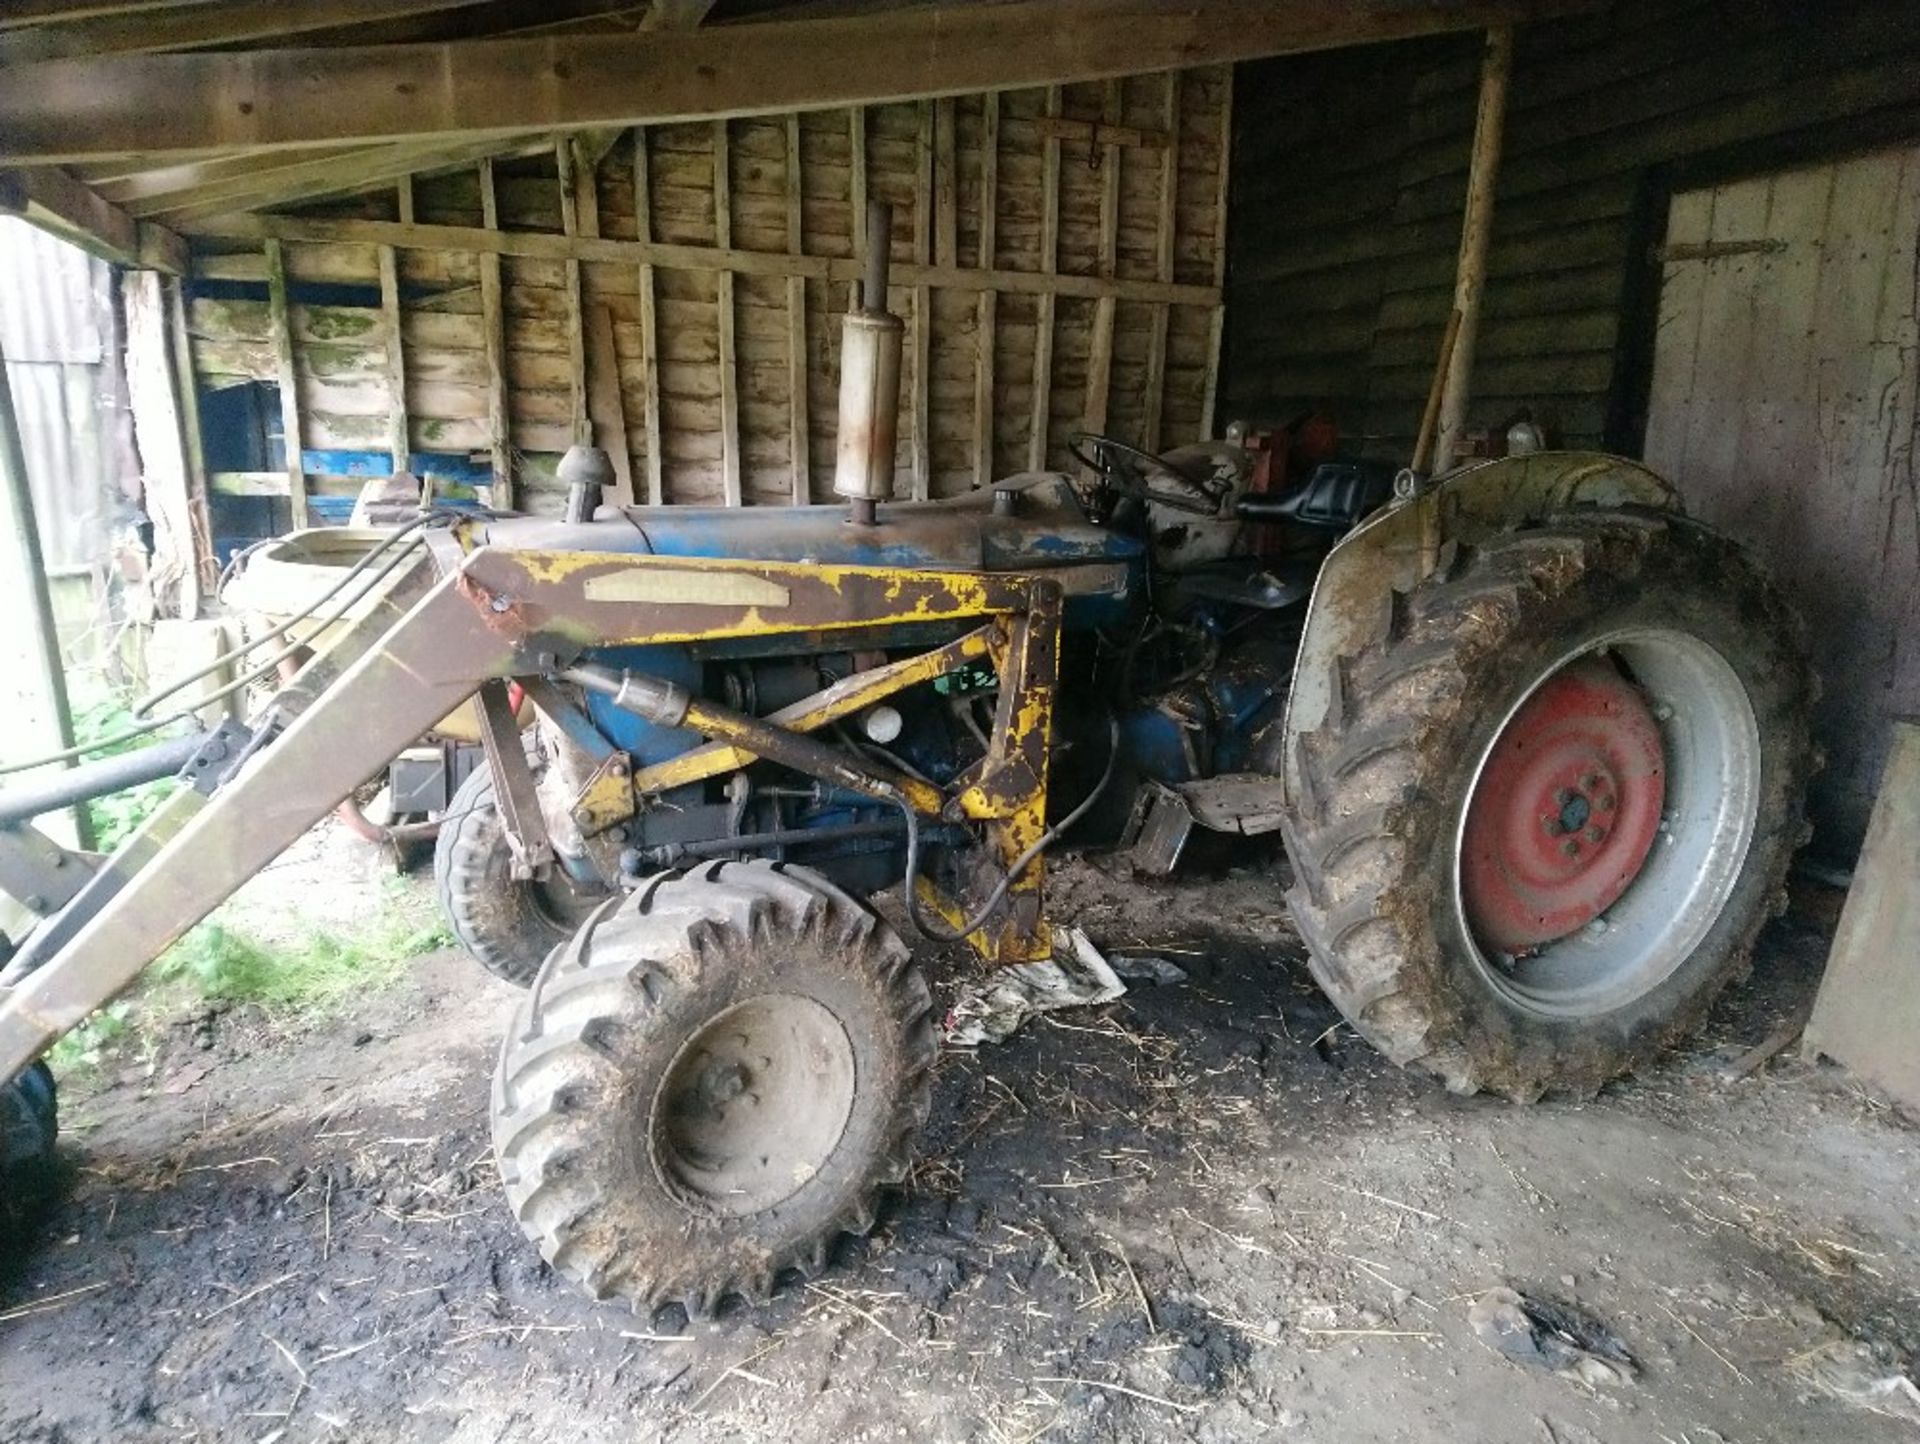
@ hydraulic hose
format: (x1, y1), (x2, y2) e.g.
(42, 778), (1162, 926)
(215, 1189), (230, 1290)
(900, 714), (1120, 945)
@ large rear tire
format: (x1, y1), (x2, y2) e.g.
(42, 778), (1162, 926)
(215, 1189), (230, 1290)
(435, 767), (609, 987)
(491, 859), (935, 1314)
(1280, 511), (1814, 1100)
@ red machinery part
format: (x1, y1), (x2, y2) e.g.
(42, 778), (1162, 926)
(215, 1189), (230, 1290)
(1460, 658), (1667, 955)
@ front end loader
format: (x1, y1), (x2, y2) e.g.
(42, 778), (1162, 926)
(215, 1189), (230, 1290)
(0, 203), (1814, 1313)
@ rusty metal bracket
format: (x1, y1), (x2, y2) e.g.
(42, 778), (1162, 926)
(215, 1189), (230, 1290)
(567, 750), (636, 838)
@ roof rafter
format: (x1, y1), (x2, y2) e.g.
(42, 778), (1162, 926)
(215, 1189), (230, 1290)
(0, 165), (187, 271)
(0, 0), (1587, 165)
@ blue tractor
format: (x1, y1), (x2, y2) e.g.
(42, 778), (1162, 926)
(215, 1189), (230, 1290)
(0, 203), (1813, 1315)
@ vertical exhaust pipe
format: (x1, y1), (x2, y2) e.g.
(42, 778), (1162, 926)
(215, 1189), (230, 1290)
(834, 199), (904, 526)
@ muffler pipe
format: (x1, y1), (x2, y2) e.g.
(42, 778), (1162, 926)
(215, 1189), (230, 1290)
(834, 199), (903, 526)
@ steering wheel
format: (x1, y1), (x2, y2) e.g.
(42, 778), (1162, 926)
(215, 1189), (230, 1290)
(1067, 432), (1227, 517)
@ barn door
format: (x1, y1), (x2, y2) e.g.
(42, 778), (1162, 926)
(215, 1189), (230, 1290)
(1644, 147), (1920, 859)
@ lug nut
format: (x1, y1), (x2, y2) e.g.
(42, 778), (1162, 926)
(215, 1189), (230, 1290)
(1597, 794), (1615, 812)
(1555, 788), (1574, 806)
(1586, 825), (1605, 843)
(1542, 816), (1564, 836)
(1561, 839), (1581, 858)
(1581, 772), (1600, 790)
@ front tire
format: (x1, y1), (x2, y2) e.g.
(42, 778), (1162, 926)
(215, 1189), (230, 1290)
(1, 1062), (58, 1235)
(491, 859), (935, 1314)
(435, 767), (609, 987)
(1281, 511), (1814, 1100)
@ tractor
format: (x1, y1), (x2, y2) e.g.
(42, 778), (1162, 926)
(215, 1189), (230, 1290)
(0, 203), (1813, 1314)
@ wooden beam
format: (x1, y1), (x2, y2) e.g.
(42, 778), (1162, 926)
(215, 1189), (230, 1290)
(712, 119), (741, 506)
(1199, 67), (1234, 442)
(263, 238), (309, 528)
(477, 157), (512, 505)
(633, 128), (664, 505)
(378, 242), (409, 468)
(909, 100), (932, 501)
(785, 113), (809, 506)
(972, 91), (999, 491)
(181, 210), (1223, 308)
(1026, 85), (1062, 473)
(395, 173), (415, 224)
(143, 134), (549, 221)
(1032, 115), (1171, 153)
(0, 0), (1580, 163)
(0, 0), (501, 63)
(1079, 79), (1123, 454)
(1142, 72), (1179, 453)
(0, 165), (185, 272)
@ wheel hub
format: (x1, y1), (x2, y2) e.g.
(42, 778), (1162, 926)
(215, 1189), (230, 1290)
(1461, 658), (1667, 954)
(652, 993), (856, 1218)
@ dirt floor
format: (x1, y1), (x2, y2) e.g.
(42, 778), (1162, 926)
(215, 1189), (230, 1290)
(2, 825), (1917, 1443)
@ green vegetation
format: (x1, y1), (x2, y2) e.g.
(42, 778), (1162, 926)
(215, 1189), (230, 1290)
(70, 695), (180, 852)
(151, 905), (451, 1010)
(46, 890), (452, 1073)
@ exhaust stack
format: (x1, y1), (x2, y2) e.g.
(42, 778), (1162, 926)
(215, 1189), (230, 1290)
(834, 199), (904, 525)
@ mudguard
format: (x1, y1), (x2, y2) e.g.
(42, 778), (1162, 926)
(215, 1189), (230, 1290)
(1280, 451), (1683, 801)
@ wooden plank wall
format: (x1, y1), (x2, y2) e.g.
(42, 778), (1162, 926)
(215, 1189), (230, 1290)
(1220, 0), (1920, 458)
(183, 68), (1232, 514)
(1643, 149), (1920, 856)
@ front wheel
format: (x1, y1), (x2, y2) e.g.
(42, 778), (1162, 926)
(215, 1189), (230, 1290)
(491, 859), (935, 1315)
(1, 1061), (59, 1235)
(435, 766), (610, 987)
(1281, 511), (1814, 1100)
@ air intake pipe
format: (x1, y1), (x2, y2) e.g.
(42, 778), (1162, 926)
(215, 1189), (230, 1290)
(833, 199), (903, 526)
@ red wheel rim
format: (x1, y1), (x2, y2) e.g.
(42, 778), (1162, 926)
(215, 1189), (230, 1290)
(1460, 658), (1666, 955)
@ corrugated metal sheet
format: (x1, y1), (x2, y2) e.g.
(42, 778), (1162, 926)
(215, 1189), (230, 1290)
(0, 216), (124, 572)
(0, 217), (105, 366)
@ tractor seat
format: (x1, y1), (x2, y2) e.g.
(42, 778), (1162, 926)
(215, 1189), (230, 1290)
(1235, 460), (1396, 532)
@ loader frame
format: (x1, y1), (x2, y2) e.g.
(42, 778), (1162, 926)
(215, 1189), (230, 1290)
(0, 532), (1074, 1082)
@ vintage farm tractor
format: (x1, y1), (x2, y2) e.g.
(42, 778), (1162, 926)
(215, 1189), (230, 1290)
(0, 204), (1812, 1312)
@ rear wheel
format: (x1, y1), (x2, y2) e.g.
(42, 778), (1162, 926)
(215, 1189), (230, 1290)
(491, 859), (935, 1314)
(435, 767), (609, 986)
(1281, 511), (1814, 1100)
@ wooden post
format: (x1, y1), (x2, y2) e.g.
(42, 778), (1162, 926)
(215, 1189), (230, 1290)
(377, 242), (409, 472)
(785, 113), (810, 505)
(0, 330), (85, 844)
(556, 138), (590, 448)
(1143, 72), (1180, 452)
(972, 91), (999, 491)
(712, 119), (742, 506)
(477, 157), (512, 506)
(633, 129), (664, 506)
(1026, 84), (1062, 473)
(262, 237), (308, 528)
(1079, 79), (1124, 456)
(164, 274), (216, 599)
(1199, 65), (1234, 442)
(1433, 24), (1513, 474)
